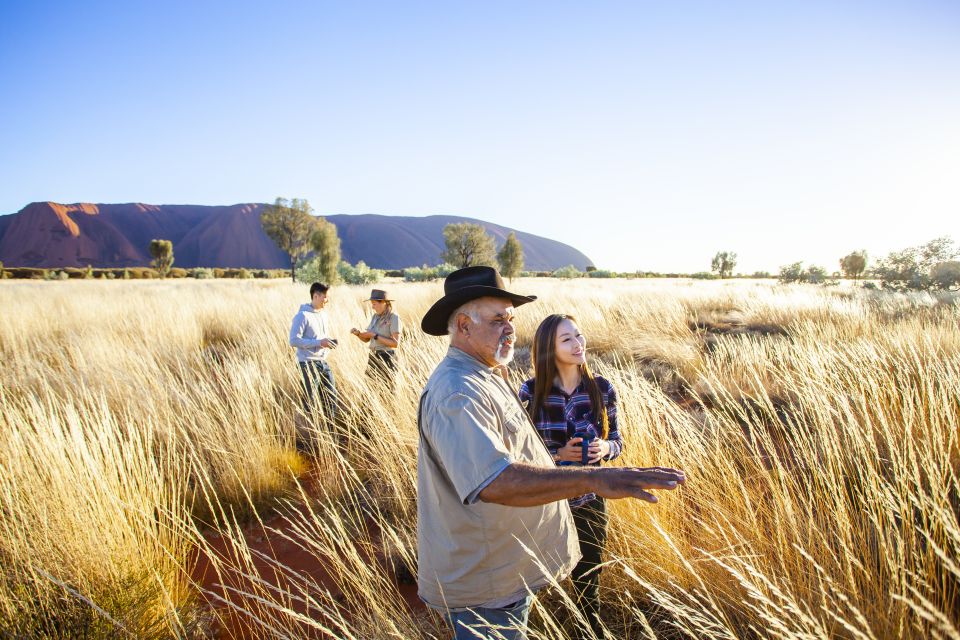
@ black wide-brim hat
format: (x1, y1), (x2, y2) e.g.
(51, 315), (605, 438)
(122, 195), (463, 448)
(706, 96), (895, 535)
(421, 266), (537, 336)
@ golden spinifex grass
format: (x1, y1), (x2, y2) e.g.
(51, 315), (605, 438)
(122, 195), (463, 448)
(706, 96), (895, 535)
(0, 278), (958, 638)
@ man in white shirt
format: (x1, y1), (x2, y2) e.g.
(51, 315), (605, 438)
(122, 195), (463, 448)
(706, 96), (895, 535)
(289, 282), (339, 445)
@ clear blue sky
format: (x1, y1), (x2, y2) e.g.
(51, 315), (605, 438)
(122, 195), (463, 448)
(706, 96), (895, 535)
(1, 1), (958, 273)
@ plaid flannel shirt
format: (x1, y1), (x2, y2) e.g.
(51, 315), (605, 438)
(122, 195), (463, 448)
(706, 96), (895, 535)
(518, 375), (624, 508)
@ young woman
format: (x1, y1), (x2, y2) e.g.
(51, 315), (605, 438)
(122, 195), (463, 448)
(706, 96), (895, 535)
(350, 289), (402, 382)
(518, 314), (623, 638)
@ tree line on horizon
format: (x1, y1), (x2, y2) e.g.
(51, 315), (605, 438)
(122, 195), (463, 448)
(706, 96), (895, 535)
(707, 238), (960, 291)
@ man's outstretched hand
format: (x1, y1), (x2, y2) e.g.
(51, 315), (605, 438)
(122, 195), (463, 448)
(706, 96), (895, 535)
(478, 462), (686, 507)
(593, 467), (686, 503)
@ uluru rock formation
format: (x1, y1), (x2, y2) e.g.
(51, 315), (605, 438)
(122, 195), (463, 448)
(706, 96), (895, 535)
(0, 202), (593, 271)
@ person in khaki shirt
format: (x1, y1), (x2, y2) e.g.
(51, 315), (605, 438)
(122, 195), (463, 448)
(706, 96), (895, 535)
(417, 266), (686, 640)
(349, 288), (402, 383)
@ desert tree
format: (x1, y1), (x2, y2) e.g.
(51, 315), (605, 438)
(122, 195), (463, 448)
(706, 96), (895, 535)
(309, 217), (342, 285)
(261, 197), (318, 282)
(497, 232), (524, 282)
(149, 239), (174, 278)
(930, 261), (960, 291)
(778, 262), (804, 284)
(711, 251), (737, 279)
(873, 236), (958, 291)
(440, 222), (497, 269)
(839, 250), (868, 281)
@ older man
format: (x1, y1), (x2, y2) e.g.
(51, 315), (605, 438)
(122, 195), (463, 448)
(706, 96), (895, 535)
(417, 266), (685, 640)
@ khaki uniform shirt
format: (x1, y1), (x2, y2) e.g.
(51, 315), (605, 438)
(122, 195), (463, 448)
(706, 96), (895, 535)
(366, 312), (401, 352)
(416, 347), (580, 610)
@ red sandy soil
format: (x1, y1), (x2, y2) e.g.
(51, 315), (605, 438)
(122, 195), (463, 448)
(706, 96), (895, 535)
(191, 465), (424, 639)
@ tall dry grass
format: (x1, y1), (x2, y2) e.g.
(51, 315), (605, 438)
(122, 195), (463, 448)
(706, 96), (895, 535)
(1, 278), (958, 638)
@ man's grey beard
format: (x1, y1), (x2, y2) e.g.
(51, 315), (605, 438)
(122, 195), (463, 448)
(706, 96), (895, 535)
(494, 338), (515, 366)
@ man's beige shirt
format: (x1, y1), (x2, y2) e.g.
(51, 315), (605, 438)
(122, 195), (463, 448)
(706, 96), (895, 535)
(416, 346), (580, 610)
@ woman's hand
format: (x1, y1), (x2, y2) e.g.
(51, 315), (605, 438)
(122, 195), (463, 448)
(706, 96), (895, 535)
(556, 438), (610, 464)
(586, 439), (611, 464)
(350, 328), (361, 339)
(556, 438), (583, 463)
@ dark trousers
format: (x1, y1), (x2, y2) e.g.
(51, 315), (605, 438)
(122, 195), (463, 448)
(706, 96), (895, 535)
(366, 350), (397, 384)
(298, 360), (338, 426)
(571, 497), (608, 637)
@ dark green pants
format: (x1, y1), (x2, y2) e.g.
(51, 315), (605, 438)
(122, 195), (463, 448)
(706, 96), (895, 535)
(366, 350), (397, 381)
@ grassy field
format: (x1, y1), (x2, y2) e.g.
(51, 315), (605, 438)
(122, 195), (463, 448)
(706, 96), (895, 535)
(1, 277), (958, 639)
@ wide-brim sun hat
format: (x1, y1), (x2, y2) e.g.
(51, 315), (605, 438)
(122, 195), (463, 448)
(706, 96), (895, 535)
(368, 289), (392, 301)
(421, 266), (537, 336)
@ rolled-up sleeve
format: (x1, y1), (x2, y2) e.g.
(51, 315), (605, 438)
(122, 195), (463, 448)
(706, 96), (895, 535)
(423, 392), (513, 504)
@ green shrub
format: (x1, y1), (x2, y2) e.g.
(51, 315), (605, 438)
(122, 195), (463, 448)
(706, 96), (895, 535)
(778, 262), (805, 284)
(403, 265), (434, 282)
(237, 268), (253, 279)
(806, 265), (827, 284)
(690, 272), (718, 280)
(552, 265), (583, 279)
(191, 268), (214, 279)
(168, 268), (188, 278)
(435, 263), (457, 278)
(402, 263), (456, 282)
(338, 260), (384, 285)
(779, 263), (831, 285)
(43, 270), (69, 281)
(586, 269), (615, 278)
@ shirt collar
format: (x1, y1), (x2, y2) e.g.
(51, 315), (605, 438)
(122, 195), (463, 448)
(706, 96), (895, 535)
(550, 378), (585, 396)
(446, 345), (498, 376)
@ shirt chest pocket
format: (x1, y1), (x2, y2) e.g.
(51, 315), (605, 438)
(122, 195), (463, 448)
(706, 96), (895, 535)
(502, 403), (528, 436)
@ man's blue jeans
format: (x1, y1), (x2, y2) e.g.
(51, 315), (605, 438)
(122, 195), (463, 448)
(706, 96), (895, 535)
(298, 360), (338, 425)
(444, 595), (533, 640)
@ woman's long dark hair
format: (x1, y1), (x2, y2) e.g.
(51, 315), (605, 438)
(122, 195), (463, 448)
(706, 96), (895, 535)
(527, 314), (609, 438)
